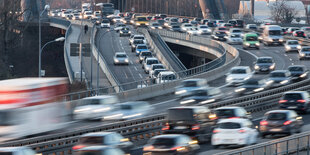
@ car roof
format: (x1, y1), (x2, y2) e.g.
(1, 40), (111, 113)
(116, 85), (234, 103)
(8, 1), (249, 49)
(115, 52), (127, 55)
(151, 63), (163, 66)
(183, 78), (206, 82)
(288, 65), (305, 68)
(159, 71), (175, 75)
(231, 66), (250, 70)
(286, 40), (299, 42)
(81, 132), (114, 137)
(133, 35), (144, 37)
(217, 118), (249, 124)
(266, 110), (290, 114)
(137, 44), (147, 46)
(120, 101), (149, 106)
(258, 56), (272, 59)
(244, 33), (258, 36)
(146, 57), (158, 60)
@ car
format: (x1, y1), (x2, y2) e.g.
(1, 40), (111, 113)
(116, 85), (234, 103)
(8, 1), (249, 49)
(269, 70), (292, 87)
(286, 27), (300, 35)
(103, 101), (152, 120)
(73, 95), (119, 120)
(262, 25), (284, 46)
(299, 46), (310, 60)
(292, 30), (306, 38)
(254, 57), (276, 73)
(119, 27), (131, 37)
(156, 71), (177, 84)
(197, 25), (212, 35)
(143, 57), (159, 73)
(226, 33), (242, 45)
(243, 33), (260, 49)
(201, 19), (209, 25)
(149, 22), (163, 29)
(234, 78), (274, 95)
(213, 106), (252, 121)
(121, 17), (131, 24)
(288, 65), (308, 81)
(156, 19), (165, 27)
(129, 35), (146, 45)
(190, 20), (199, 26)
(143, 134), (200, 154)
(133, 16), (149, 28)
(101, 19), (110, 28)
(131, 39), (144, 52)
(76, 146), (125, 155)
(169, 17), (179, 23)
(175, 78), (208, 98)
(149, 64), (165, 78)
(228, 20), (237, 27)
(179, 18), (190, 23)
(72, 132), (134, 154)
(84, 11), (93, 19)
(215, 20), (224, 26)
(65, 14), (73, 20)
(93, 11), (101, 18)
(212, 118), (258, 148)
(284, 40), (300, 52)
(259, 110), (303, 138)
(151, 69), (167, 82)
(211, 31), (227, 41)
(226, 66), (253, 86)
(114, 52), (129, 65)
(139, 51), (152, 63)
(219, 23), (233, 29)
(112, 16), (122, 23)
(207, 22), (217, 28)
(162, 106), (216, 143)
(234, 19), (245, 28)
(180, 87), (222, 105)
(73, 13), (81, 20)
(0, 147), (36, 155)
(246, 24), (257, 30)
(114, 23), (126, 32)
(227, 28), (243, 35)
(181, 23), (194, 32)
(186, 27), (200, 35)
(135, 44), (148, 56)
(301, 26), (310, 38)
(279, 91), (310, 113)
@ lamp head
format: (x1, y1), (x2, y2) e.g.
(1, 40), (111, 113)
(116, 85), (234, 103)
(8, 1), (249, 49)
(44, 5), (50, 11)
(55, 37), (65, 42)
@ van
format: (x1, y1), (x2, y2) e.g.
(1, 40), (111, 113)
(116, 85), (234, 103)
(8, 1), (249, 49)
(156, 71), (176, 84)
(243, 33), (260, 49)
(262, 25), (284, 46)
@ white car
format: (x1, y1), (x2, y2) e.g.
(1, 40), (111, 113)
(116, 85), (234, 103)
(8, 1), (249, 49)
(181, 23), (194, 32)
(84, 11), (93, 19)
(227, 28), (243, 36)
(197, 25), (211, 35)
(112, 16), (122, 23)
(226, 66), (253, 86)
(143, 58), (159, 73)
(156, 71), (177, 84)
(175, 78), (208, 98)
(246, 24), (257, 30)
(73, 95), (119, 120)
(186, 28), (200, 35)
(129, 35), (146, 45)
(149, 64), (165, 78)
(212, 118), (258, 148)
(0, 147), (36, 155)
(226, 33), (243, 45)
(93, 11), (101, 18)
(114, 52), (129, 65)
(114, 23), (126, 32)
(284, 40), (300, 52)
(299, 46), (310, 60)
(101, 19), (110, 28)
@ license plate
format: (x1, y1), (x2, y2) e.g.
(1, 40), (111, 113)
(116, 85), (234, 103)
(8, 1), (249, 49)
(250, 45), (255, 47)
(262, 68), (267, 71)
(174, 126), (187, 129)
(288, 106), (297, 109)
(270, 128), (282, 132)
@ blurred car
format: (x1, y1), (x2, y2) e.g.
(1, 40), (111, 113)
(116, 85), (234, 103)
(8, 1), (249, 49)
(73, 95), (119, 120)
(101, 19), (110, 28)
(299, 46), (310, 60)
(212, 118), (258, 148)
(227, 28), (243, 36)
(286, 27), (300, 35)
(131, 39), (144, 52)
(213, 106), (252, 121)
(180, 87), (222, 105)
(84, 11), (93, 19)
(135, 44), (148, 56)
(243, 33), (260, 49)
(114, 23), (126, 32)
(292, 30), (306, 38)
(234, 78), (273, 95)
(76, 146), (125, 155)
(151, 69), (167, 81)
(179, 18), (189, 23)
(201, 19), (209, 25)
(121, 17), (131, 24)
(181, 23), (194, 32)
(226, 66), (253, 86)
(215, 20), (224, 26)
(259, 110), (303, 138)
(211, 31), (227, 41)
(279, 91), (310, 113)
(157, 19), (165, 27)
(149, 64), (165, 78)
(186, 27), (200, 35)
(268, 70), (291, 87)
(65, 14), (73, 20)
(301, 26), (310, 38)
(103, 101), (152, 120)
(143, 134), (200, 155)
(169, 25), (182, 32)
(112, 16), (122, 23)
(143, 57), (160, 73)
(288, 65), (308, 81)
(156, 71), (177, 84)
(149, 22), (163, 29)
(72, 132), (134, 153)
(114, 52), (129, 65)
(254, 57), (276, 73)
(73, 13), (81, 20)
(162, 106), (216, 143)
(119, 27), (131, 37)
(197, 25), (212, 35)
(284, 40), (300, 52)
(0, 147), (36, 155)
(246, 24), (257, 30)
(226, 33), (242, 45)
(190, 20), (199, 26)
(219, 23), (233, 29)
(175, 78), (208, 98)
(129, 35), (146, 45)
(139, 50), (153, 63)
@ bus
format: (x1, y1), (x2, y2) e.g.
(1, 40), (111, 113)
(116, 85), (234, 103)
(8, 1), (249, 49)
(102, 3), (114, 16)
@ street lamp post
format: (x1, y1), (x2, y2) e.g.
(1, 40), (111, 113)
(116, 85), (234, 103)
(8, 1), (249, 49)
(39, 37), (65, 77)
(39, 5), (50, 77)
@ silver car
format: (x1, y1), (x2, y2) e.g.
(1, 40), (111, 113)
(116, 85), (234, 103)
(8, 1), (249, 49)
(149, 64), (165, 78)
(285, 40), (300, 52)
(143, 58), (159, 73)
(299, 46), (310, 60)
(114, 52), (129, 65)
(175, 78), (208, 98)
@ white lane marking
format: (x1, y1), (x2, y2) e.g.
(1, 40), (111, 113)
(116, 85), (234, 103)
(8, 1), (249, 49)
(289, 58), (293, 61)
(139, 74), (143, 78)
(237, 48), (258, 59)
(284, 54), (288, 56)
(292, 63), (294, 65)
(134, 66), (138, 71)
(124, 73), (128, 79)
(275, 50), (280, 53)
(130, 61), (133, 64)
(153, 99), (177, 106)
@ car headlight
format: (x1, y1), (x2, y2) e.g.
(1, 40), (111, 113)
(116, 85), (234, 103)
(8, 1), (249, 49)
(164, 23), (169, 26)
(114, 59), (119, 62)
(244, 76), (250, 80)
(207, 29), (211, 32)
(279, 39), (284, 42)
(245, 43), (250, 46)
(235, 88), (246, 93)
(120, 31), (123, 33)
(175, 90), (187, 95)
(297, 45), (302, 50)
(255, 65), (259, 70)
(151, 27), (155, 29)
(280, 80), (289, 84)
(146, 23), (149, 25)
(128, 31), (131, 33)
(180, 99), (195, 104)
(136, 23), (140, 25)
(226, 76), (233, 81)
(199, 99), (215, 104)
(74, 108), (91, 113)
(255, 42), (260, 46)
(300, 73), (308, 78)
(253, 88), (264, 92)
(300, 53), (305, 57)
(93, 107), (111, 113)
(159, 26), (163, 29)
(268, 38), (273, 41)
(269, 64), (275, 70)
(125, 59), (129, 62)
(285, 46), (291, 50)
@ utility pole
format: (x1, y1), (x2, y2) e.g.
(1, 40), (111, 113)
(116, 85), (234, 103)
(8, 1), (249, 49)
(250, 0), (255, 18)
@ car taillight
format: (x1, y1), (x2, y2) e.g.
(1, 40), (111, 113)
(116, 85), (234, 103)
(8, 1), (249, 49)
(295, 34), (298, 36)
(192, 124), (200, 130)
(213, 129), (220, 133)
(260, 120), (268, 126)
(238, 129), (246, 133)
(297, 100), (306, 103)
(283, 120), (292, 125)
(143, 145), (154, 151)
(162, 123), (170, 131)
(304, 33), (306, 37)
(72, 145), (86, 150)
(279, 100), (288, 103)
(171, 146), (185, 151)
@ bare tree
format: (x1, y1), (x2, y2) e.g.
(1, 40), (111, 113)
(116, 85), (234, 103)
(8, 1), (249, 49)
(270, 0), (298, 24)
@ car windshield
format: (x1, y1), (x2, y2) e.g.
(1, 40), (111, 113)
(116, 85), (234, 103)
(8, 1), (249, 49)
(270, 72), (286, 77)
(302, 48), (310, 52)
(137, 17), (147, 21)
(218, 122), (241, 129)
(102, 20), (109, 23)
(269, 30), (281, 35)
(246, 36), (258, 41)
(233, 30), (241, 33)
(80, 136), (103, 145)
(154, 70), (166, 76)
(170, 18), (178, 22)
(200, 26), (208, 28)
(267, 113), (286, 120)
(303, 27), (310, 31)
(184, 24), (192, 27)
(288, 41), (298, 45)
(215, 109), (235, 117)
(283, 93), (303, 100)
(120, 104), (134, 110)
(193, 90), (208, 96)
(147, 60), (159, 65)
(116, 54), (127, 58)
(172, 26), (180, 28)
(288, 67), (303, 72)
(257, 58), (272, 63)
(231, 69), (246, 74)
(182, 81), (198, 87)
(152, 23), (159, 26)
(135, 36), (144, 40)
(168, 109), (194, 121)
(244, 80), (259, 85)
(141, 52), (152, 56)
(153, 65), (164, 70)
(134, 40), (144, 44)
(137, 45), (147, 49)
(162, 74), (176, 80)
(218, 28), (226, 30)
(122, 28), (130, 31)
(231, 34), (240, 38)
(149, 138), (176, 147)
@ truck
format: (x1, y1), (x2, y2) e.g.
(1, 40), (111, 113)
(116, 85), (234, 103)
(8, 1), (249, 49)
(0, 78), (69, 142)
